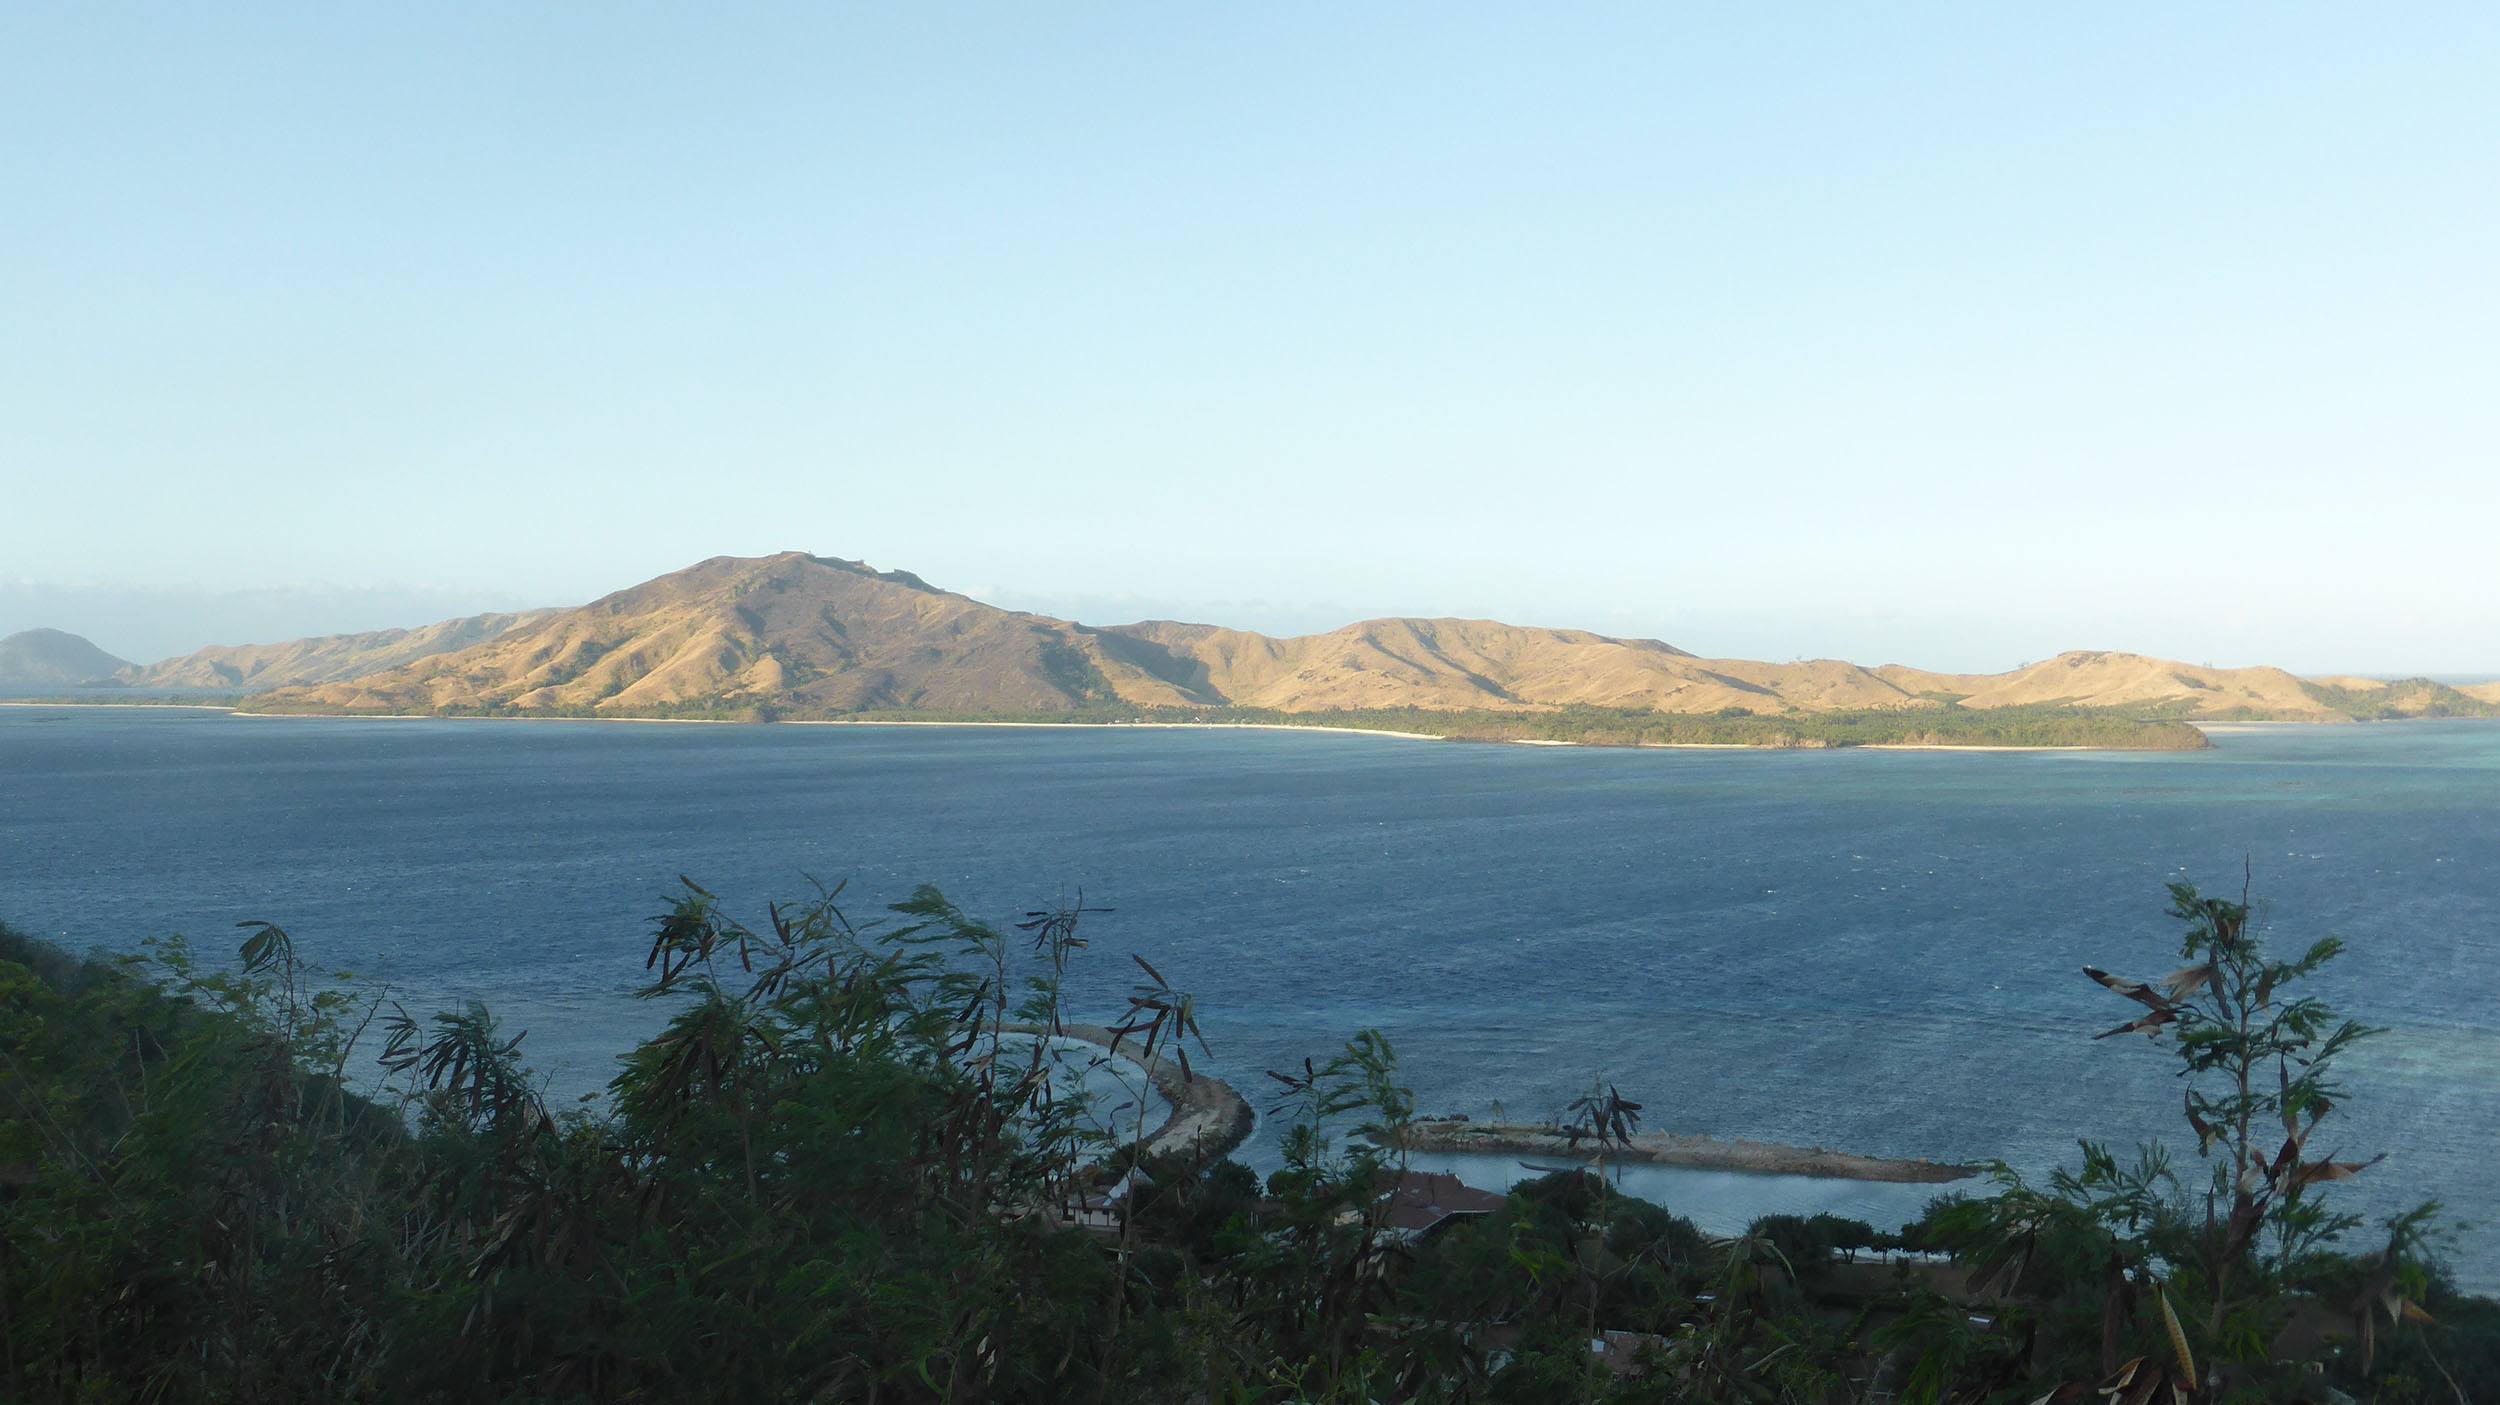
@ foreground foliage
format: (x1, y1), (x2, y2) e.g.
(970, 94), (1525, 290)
(1, 880), (2489, 1402)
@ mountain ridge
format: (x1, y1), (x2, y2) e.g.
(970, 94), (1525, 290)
(262, 554), (1146, 716)
(118, 610), (562, 691)
(206, 552), (2500, 726)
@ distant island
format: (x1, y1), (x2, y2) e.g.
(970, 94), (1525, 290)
(9, 551), (2499, 750)
(0, 628), (136, 693)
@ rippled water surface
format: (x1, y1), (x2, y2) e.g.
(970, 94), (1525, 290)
(6, 709), (2496, 1283)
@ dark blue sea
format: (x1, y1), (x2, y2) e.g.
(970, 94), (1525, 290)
(5, 708), (2496, 1285)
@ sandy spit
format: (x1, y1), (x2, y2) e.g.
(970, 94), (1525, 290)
(0, 701), (240, 711)
(1010, 1023), (1254, 1162)
(229, 711), (741, 725)
(11, 702), (2201, 754)
(1390, 1120), (1979, 1185)
(785, 719), (1447, 741)
(1858, 743), (2096, 752)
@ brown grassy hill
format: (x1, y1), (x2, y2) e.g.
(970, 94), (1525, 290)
(2464, 682), (2500, 705)
(122, 610), (560, 690)
(257, 556), (1951, 719)
(1870, 664), (1996, 699)
(1103, 619), (1924, 714)
(257, 553), (1190, 716)
(0, 629), (132, 691)
(1694, 657), (1923, 712)
(235, 551), (2490, 726)
(1950, 650), (2342, 719)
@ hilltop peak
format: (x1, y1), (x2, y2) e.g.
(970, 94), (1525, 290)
(0, 628), (133, 692)
(648, 552), (949, 597)
(260, 551), (1126, 717)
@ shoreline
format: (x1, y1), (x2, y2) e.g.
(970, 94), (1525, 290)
(1012, 1023), (1255, 1163)
(0, 700), (241, 711)
(232, 710), (745, 725)
(785, 718), (1448, 741)
(226, 711), (1449, 739)
(1532, 737), (2126, 754)
(19, 695), (2160, 745)
(1388, 1119), (1979, 1185)
(1860, 742), (2096, 752)
(0, 700), (2280, 754)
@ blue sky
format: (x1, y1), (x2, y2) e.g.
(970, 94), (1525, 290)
(5, 5), (2495, 670)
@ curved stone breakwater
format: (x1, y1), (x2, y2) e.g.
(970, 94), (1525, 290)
(1008, 1023), (1256, 1164)
(1389, 1119), (1979, 1185)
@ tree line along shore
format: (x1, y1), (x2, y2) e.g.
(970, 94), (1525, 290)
(32, 691), (2233, 749)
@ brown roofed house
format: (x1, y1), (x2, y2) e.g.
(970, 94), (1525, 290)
(1380, 1171), (1507, 1242)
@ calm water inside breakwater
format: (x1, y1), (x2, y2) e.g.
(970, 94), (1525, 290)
(5, 709), (2496, 1284)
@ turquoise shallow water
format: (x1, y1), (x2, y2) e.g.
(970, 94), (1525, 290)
(4, 709), (2496, 1285)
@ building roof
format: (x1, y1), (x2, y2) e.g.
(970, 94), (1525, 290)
(1381, 1171), (1507, 1237)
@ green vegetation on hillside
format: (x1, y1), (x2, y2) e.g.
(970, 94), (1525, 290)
(239, 694), (787, 723)
(830, 702), (2213, 750)
(1169, 703), (2216, 750)
(2294, 678), (2500, 721)
(217, 686), (2500, 740)
(4, 878), (2493, 1401)
(239, 697), (2215, 749)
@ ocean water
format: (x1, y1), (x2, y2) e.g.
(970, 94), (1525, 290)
(4, 708), (2496, 1284)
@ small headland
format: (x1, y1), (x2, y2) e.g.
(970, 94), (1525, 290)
(1009, 1022), (1254, 1164)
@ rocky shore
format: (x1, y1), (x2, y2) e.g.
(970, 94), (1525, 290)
(1011, 1023), (1256, 1164)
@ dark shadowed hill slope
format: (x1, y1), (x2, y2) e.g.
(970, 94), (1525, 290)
(0, 629), (131, 692)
